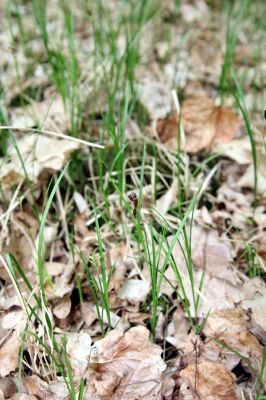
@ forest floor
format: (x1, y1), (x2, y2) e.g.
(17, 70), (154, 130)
(0, 0), (266, 399)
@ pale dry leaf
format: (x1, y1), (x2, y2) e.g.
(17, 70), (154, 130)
(125, 119), (142, 140)
(66, 332), (92, 376)
(45, 262), (65, 277)
(179, 360), (238, 400)
(53, 296), (72, 320)
(0, 134), (79, 186)
(138, 80), (172, 120)
(106, 244), (136, 293)
(46, 262), (74, 300)
(237, 157), (266, 197)
(10, 96), (69, 133)
(97, 305), (122, 329)
(88, 325), (174, 399)
(156, 178), (178, 215)
(0, 331), (20, 378)
(1, 310), (24, 330)
(180, 0), (209, 22)
(34, 226), (57, 267)
(214, 136), (266, 197)
(166, 307), (197, 351)
(189, 225), (235, 284)
(241, 277), (266, 333)
(161, 225), (236, 299)
(81, 302), (98, 328)
(214, 137), (253, 164)
(118, 279), (150, 304)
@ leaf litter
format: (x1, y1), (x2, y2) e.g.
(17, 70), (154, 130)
(0, 0), (266, 399)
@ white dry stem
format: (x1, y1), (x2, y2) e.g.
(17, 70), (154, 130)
(56, 182), (70, 250)
(171, 89), (186, 147)
(194, 163), (221, 211)
(171, 89), (189, 198)
(0, 179), (24, 227)
(0, 126), (104, 149)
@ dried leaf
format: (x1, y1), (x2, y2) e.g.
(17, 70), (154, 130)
(203, 308), (262, 370)
(10, 96), (69, 132)
(157, 96), (240, 153)
(179, 360), (238, 400)
(119, 279), (150, 304)
(88, 325), (174, 399)
(0, 134), (79, 185)
(241, 277), (266, 334)
(156, 178), (178, 215)
(0, 332), (20, 378)
(0, 376), (17, 399)
(181, 96), (240, 152)
(166, 307), (197, 350)
(25, 375), (70, 400)
(138, 81), (172, 120)
(53, 296), (72, 319)
(66, 332), (92, 376)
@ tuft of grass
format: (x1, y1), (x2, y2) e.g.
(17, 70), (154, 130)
(219, 0), (250, 101)
(1, 165), (85, 399)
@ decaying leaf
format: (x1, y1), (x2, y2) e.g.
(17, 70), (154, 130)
(0, 134), (79, 185)
(87, 325), (174, 399)
(179, 360), (238, 400)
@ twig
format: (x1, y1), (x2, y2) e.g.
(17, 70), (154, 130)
(0, 126), (104, 149)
